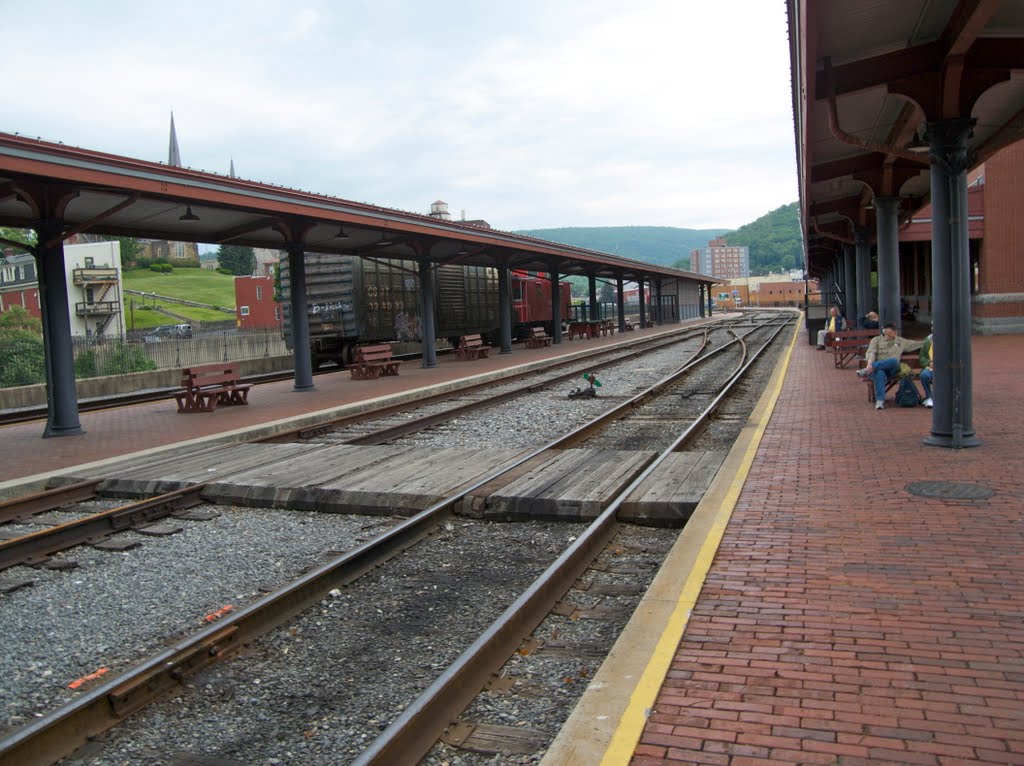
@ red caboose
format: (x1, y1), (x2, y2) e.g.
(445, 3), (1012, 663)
(511, 271), (572, 337)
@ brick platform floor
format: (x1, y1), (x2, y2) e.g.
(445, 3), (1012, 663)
(632, 333), (1024, 765)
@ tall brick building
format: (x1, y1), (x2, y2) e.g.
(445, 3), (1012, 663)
(691, 237), (750, 280)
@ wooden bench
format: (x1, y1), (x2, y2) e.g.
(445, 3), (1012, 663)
(174, 364), (251, 413)
(349, 344), (401, 380)
(832, 328), (878, 368)
(858, 353), (922, 402)
(455, 333), (490, 361)
(524, 326), (552, 348)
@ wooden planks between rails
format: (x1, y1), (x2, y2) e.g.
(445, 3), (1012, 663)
(44, 442), (726, 525)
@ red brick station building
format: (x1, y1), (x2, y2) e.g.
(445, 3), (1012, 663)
(897, 140), (1024, 334)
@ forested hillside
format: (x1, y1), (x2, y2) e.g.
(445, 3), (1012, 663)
(513, 226), (728, 269)
(516, 202), (802, 276)
(716, 201), (803, 275)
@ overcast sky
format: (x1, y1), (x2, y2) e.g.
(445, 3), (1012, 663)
(5, 1), (797, 232)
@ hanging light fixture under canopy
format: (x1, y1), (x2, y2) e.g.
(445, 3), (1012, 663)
(179, 205), (200, 222)
(335, 225), (351, 240)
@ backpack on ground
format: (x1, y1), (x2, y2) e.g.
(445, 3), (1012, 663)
(895, 376), (920, 407)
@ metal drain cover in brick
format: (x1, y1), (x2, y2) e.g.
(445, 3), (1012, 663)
(906, 481), (993, 499)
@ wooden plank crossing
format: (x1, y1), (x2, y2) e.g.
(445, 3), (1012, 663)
(43, 442), (727, 523)
(50, 443), (324, 498)
(206, 445), (416, 509)
(619, 450), (727, 526)
(480, 449), (658, 521)
(44, 442), (227, 487)
(310, 446), (531, 514)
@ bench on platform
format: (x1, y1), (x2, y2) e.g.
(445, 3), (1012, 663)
(859, 353), (922, 402)
(832, 328), (878, 368)
(174, 364), (251, 413)
(455, 333), (490, 361)
(524, 326), (552, 348)
(350, 344), (401, 380)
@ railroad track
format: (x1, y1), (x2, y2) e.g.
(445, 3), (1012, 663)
(0, 316), (751, 430)
(0, 320), (727, 575)
(0, 312), (795, 766)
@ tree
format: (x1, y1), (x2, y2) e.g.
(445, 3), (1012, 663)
(113, 236), (143, 267)
(0, 227), (36, 253)
(217, 245), (255, 276)
(0, 306), (44, 387)
(720, 202), (803, 275)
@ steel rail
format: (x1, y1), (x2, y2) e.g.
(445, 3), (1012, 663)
(351, 315), (795, 765)
(0, 480), (101, 524)
(257, 325), (710, 443)
(0, 485), (206, 572)
(341, 327), (711, 446)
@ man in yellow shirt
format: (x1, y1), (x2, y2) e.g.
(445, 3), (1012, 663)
(816, 307), (846, 349)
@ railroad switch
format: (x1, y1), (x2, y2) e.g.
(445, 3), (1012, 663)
(568, 371), (601, 399)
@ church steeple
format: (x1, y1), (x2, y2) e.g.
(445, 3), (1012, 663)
(168, 111), (182, 167)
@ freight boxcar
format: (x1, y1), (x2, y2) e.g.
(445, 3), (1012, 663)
(279, 253), (500, 369)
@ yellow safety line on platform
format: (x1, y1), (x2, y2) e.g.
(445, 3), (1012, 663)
(597, 320), (800, 766)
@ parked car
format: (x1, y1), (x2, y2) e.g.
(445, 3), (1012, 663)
(144, 324), (192, 342)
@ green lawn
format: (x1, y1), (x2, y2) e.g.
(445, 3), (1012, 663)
(124, 268), (238, 308)
(123, 268), (239, 328)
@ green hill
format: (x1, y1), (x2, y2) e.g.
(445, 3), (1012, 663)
(516, 203), (803, 275)
(513, 226), (729, 269)
(717, 202), (803, 275)
(122, 268), (237, 328)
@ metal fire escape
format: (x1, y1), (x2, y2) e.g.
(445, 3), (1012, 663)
(72, 265), (121, 336)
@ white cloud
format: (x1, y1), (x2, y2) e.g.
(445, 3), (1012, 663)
(3, 0), (797, 230)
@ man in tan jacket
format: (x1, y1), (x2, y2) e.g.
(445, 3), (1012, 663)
(857, 322), (925, 409)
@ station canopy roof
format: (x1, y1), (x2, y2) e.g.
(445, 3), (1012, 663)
(788, 0), (1024, 278)
(0, 131), (711, 285)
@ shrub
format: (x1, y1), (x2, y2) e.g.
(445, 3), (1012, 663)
(98, 342), (158, 376)
(74, 350), (100, 379)
(0, 332), (46, 387)
(0, 305), (41, 334)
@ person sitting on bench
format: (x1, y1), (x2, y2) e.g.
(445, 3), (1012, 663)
(857, 322), (925, 410)
(859, 310), (880, 330)
(918, 325), (934, 408)
(817, 306), (847, 349)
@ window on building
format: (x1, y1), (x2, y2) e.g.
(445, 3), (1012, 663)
(256, 285), (263, 300)
(240, 306), (250, 316)
(275, 306), (281, 321)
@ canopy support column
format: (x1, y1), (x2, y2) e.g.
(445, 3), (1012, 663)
(923, 118), (979, 449)
(35, 220), (84, 437)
